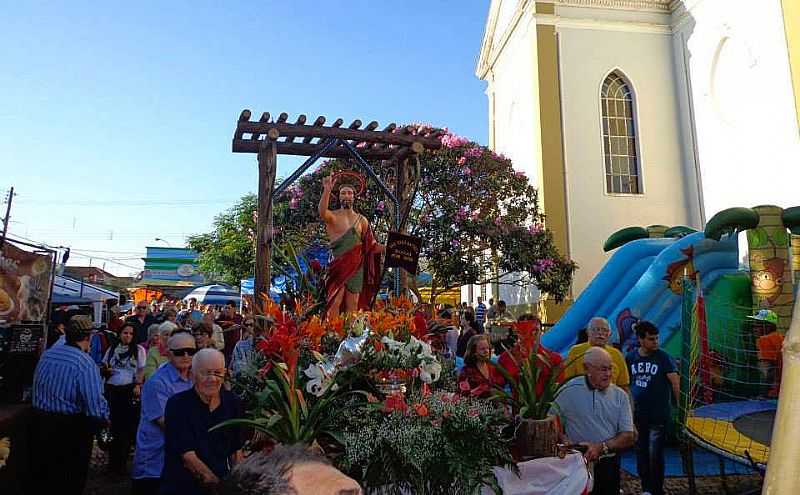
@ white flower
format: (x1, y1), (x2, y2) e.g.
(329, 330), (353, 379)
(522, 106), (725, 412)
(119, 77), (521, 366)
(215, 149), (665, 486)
(381, 336), (405, 352)
(304, 363), (333, 397)
(418, 360), (442, 384)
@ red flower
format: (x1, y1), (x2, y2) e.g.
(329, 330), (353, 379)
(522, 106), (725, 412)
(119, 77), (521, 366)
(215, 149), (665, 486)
(383, 393), (409, 414)
(373, 339), (384, 352)
(413, 403), (429, 417)
(310, 259), (322, 272)
(467, 407), (480, 418)
(421, 383), (431, 397)
(458, 381), (471, 392)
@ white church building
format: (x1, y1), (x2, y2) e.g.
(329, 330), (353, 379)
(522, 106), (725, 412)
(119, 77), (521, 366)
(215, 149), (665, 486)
(471, 0), (800, 320)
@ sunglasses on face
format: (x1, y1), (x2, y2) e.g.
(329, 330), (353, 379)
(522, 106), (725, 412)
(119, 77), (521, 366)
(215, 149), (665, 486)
(170, 348), (197, 357)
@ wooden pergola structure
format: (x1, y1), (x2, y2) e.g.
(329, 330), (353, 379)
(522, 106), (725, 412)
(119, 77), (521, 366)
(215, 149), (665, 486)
(232, 110), (442, 305)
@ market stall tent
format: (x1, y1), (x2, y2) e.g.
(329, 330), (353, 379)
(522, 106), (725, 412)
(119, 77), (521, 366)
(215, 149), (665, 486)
(52, 275), (119, 324)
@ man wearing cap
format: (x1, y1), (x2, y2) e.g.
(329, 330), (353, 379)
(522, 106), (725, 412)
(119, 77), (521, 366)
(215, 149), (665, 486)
(319, 173), (383, 319)
(31, 315), (110, 495)
(750, 309), (783, 398)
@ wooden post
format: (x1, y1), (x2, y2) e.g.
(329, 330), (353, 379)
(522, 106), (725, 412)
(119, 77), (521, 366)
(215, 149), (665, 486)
(255, 135), (278, 307)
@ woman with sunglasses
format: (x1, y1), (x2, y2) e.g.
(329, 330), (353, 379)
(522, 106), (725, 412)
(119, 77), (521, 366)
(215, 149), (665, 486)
(192, 321), (221, 350)
(100, 322), (147, 475)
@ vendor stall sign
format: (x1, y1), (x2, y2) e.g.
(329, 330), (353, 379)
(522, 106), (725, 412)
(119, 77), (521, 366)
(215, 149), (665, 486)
(385, 232), (422, 274)
(0, 243), (53, 324)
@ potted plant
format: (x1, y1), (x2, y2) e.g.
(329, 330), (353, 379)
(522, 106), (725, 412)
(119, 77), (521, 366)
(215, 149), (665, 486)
(493, 320), (573, 460)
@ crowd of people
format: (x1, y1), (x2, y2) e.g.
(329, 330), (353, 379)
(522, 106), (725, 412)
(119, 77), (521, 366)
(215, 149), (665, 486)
(32, 293), (692, 495)
(33, 298), (266, 495)
(451, 302), (679, 495)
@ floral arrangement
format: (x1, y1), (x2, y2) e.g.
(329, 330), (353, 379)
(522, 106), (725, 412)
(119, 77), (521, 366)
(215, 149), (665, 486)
(492, 320), (570, 420)
(221, 294), (516, 491)
(331, 390), (515, 495)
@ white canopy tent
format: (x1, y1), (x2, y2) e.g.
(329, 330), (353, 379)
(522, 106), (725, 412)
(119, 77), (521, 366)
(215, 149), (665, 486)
(51, 275), (119, 324)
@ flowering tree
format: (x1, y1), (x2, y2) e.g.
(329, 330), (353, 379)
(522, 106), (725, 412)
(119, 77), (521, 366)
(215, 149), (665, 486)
(273, 125), (576, 304)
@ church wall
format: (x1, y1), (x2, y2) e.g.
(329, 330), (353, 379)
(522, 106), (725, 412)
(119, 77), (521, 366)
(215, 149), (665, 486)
(557, 25), (693, 295)
(488, 9), (545, 309)
(675, 0), (800, 218)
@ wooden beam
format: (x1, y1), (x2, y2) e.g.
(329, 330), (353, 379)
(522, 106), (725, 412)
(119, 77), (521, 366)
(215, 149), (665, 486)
(303, 116), (325, 143)
(255, 140), (278, 309)
(236, 121), (441, 149)
(234, 140), (398, 159)
(285, 115), (306, 143)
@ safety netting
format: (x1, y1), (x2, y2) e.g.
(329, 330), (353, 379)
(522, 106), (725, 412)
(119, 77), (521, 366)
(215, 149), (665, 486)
(678, 281), (777, 467)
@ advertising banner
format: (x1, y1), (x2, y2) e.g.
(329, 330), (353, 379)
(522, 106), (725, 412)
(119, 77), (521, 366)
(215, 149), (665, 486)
(0, 242), (53, 324)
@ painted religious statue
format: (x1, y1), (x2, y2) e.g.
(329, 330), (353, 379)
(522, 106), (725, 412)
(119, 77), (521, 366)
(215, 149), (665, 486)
(319, 172), (384, 319)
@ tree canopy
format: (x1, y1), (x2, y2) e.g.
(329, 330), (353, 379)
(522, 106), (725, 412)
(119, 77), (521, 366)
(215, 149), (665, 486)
(189, 125), (576, 302)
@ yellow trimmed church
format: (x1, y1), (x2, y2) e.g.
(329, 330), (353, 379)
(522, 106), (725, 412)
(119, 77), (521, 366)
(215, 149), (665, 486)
(470, 0), (800, 321)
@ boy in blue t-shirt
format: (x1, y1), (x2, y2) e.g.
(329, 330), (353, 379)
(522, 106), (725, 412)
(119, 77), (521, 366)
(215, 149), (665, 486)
(625, 321), (680, 495)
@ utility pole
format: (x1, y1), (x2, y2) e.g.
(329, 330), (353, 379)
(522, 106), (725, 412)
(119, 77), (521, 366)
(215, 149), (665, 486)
(0, 187), (14, 249)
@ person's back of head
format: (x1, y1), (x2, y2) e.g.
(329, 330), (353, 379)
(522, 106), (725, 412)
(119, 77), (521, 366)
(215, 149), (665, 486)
(66, 315), (94, 345)
(220, 445), (361, 495)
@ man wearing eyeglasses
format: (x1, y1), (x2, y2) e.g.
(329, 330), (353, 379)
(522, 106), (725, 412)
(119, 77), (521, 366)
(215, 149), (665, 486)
(563, 317), (630, 391)
(162, 348), (244, 495)
(132, 333), (196, 495)
(127, 301), (159, 346)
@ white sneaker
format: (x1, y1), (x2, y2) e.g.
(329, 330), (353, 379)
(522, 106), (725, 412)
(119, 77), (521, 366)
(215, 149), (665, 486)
(642, 492), (652, 495)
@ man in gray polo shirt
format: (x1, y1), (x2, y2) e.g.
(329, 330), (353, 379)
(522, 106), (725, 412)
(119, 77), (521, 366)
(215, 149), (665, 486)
(551, 347), (635, 495)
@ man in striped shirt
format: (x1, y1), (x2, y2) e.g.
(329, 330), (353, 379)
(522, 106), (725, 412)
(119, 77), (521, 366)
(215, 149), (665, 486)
(475, 297), (487, 331)
(31, 315), (109, 495)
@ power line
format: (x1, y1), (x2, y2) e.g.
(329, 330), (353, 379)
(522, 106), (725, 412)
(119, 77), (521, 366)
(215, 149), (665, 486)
(14, 198), (240, 206)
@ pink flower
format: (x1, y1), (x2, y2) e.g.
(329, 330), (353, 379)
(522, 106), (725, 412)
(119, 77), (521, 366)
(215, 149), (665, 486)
(441, 133), (469, 149)
(455, 207), (468, 221)
(463, 167), (472, 176)
(514, 170), (526, 178)
(532, 258), (557, 274)
(458, 381), (471, 392)
(458, 156), (466, 166)
(467, 407), (480, 417)
(451, 239), (460, 248)
(289, 198), (300, 209)
(528, 223), (543, 235)
(494, 217), (502, 226)
(376, 201), (385, 212)
(463, 147), (482, 159)
(470, 210), (480, 221)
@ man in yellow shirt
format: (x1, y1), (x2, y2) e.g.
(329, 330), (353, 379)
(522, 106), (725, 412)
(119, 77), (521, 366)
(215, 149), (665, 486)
(564, 317), (630, 391)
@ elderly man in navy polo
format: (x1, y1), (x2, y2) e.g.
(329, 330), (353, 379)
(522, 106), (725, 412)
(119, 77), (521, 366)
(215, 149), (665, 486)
(131, 332), (196, 495)
(161, 348), (244, 495)
(31, 315), (109, 495)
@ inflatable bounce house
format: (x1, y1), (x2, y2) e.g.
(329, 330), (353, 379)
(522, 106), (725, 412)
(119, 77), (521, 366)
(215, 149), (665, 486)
(542, 204), (800, 473)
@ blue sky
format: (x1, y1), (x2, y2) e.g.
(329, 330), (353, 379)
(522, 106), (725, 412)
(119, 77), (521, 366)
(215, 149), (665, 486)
(1, 1), (489, 276)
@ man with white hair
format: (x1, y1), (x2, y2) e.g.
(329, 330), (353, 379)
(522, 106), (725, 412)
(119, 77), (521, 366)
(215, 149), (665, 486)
(551, 347), (635, 495)
(161, 348), (244, 495)
(132, 332), (195, 495)
(564, 316), (630, 391)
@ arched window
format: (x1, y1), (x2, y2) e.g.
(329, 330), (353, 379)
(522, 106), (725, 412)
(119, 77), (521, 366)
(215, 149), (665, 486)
(601, 72), (641, 194)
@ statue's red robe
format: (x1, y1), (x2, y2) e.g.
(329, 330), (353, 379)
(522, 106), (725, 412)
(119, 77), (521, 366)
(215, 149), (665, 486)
(325, 226), (382, 313)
